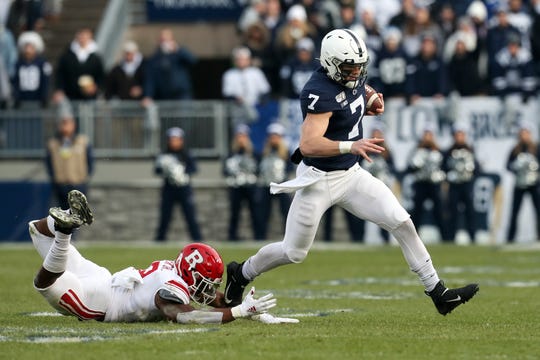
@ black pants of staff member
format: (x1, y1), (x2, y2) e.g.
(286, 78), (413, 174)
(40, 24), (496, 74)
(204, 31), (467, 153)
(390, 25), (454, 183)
(256, 186), (291, 240)
(52, 183), (88, 210)
(228, 185), (262, 241)
(507, 184), (540, 242)
(446, 181), (476, 242)
(323, 206), (365, 242)
(410, 181), (446, 241)
(155, 185), (203, 242)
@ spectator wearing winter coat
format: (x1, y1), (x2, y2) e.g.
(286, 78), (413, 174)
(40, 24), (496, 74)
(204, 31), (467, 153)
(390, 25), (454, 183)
(105, 41), (145, 100)
(222, 46), (270, 127)
(448, 34), (486, 96)
(142, 28), (197, 103)
(406, 33), (448, 104)
(486, 7), (522, 67)
(53, 28), (105, 102)
(371, 27), (409, 99)
(490, 33), (536, 102)
(12, 31), (51, 107)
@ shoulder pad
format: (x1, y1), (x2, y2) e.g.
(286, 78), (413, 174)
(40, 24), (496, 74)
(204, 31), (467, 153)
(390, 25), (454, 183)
(157, 288), (185, 304)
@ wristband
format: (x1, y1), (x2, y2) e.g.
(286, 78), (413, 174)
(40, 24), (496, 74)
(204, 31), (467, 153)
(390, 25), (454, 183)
(339, 141), (354, 154)
(231, 305), (243, 319)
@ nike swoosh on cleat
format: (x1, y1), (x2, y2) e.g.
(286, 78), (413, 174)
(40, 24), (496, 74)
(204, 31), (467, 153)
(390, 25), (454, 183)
(445, 295), (462, 302)
(224, 282), (233, 304)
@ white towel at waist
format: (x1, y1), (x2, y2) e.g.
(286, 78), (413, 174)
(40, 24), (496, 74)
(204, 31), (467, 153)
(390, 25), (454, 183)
(270, 163), (326, 194)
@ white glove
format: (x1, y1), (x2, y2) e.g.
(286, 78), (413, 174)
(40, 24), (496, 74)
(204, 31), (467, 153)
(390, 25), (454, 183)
(231, 287), (276, 319)
(250, 313), (300, 324)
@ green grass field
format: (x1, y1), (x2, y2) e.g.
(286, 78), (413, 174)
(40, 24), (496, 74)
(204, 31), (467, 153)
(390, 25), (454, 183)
(1, 242), (539, 360)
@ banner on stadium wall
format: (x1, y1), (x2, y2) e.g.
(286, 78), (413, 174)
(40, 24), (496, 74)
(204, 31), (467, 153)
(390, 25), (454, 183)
(146, 0), (246, 22)
(280, 96), (540, 243)
(0, 182), (51, 241)
(378, 97), (538, 244)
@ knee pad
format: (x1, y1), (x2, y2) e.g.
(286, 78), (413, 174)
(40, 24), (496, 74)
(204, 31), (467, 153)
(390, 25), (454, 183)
(284, 247), (308, 264)
(390, 218), (416, 240)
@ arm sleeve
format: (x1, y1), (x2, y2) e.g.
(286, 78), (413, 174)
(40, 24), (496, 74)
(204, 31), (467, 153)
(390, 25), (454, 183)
(176, 310), (224, 324)
(177, 48), (197, 66)
(506, 150), (517, 172)
(154, 155), (164, 175)
(93, 55), (105, 88)
(185, 152), (197, 174)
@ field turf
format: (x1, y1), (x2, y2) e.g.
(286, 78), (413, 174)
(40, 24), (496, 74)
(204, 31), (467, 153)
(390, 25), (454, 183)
(1, 242), (539, 360)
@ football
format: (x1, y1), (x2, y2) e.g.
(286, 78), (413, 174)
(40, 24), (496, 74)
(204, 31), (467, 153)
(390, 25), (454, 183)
(365, 84), (383, 113)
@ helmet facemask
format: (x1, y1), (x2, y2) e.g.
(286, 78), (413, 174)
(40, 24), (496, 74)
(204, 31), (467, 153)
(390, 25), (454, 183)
(187, 270), (222, 306)
(333, 58), (369, 89)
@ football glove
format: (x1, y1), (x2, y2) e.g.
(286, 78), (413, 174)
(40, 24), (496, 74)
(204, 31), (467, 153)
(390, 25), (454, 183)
(231, 287), (276, 319)
(250, 313), (300, 324)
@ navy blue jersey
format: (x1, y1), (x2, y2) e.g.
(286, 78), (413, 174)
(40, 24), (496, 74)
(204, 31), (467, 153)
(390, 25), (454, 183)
(300, 67), (366, 171)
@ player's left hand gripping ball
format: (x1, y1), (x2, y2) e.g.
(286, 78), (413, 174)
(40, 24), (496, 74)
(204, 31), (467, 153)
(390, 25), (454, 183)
(365, 84), (384, 115)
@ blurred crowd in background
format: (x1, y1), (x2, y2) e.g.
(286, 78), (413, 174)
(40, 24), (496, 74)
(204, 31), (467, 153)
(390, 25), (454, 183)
(0, 0), (539, 107)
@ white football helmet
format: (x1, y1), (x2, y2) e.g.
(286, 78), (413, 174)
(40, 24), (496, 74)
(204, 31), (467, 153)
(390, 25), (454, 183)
(320, 29), (369, 89)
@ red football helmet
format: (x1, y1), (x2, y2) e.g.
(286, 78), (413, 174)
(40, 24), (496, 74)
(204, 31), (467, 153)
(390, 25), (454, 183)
(175, 243), (224, 305)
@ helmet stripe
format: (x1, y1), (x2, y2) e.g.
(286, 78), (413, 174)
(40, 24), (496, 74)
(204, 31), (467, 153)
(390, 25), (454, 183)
(343, 28), (362, 57)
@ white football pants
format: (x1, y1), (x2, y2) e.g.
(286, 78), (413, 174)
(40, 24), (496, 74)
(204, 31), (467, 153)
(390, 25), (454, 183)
(243, 162), (439, 291)
(30, 218), (112, 320)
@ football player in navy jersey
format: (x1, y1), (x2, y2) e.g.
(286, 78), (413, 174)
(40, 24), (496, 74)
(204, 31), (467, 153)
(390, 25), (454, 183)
(224, 29), (479, 316)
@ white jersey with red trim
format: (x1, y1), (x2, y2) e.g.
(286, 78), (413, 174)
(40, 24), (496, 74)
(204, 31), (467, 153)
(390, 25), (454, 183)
(104, 260), (190, 322)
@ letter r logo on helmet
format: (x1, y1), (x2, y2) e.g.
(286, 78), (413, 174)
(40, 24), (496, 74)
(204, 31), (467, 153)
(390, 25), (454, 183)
(184, 249), (204, 269)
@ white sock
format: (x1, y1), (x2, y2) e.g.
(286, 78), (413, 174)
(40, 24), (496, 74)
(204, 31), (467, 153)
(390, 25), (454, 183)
(241, 242), (292, 281)
(42, 231), (71, 273)
(391, 219), (440, 292)
(46, 215), (56, 234)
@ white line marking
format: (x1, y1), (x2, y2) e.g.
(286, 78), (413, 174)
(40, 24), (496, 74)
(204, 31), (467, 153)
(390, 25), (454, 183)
(25, 312), (63, 317)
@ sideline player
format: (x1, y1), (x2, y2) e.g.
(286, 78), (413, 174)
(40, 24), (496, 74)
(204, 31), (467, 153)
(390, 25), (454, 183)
(31, 190), (296, 324)
(224, 29), (479, 316)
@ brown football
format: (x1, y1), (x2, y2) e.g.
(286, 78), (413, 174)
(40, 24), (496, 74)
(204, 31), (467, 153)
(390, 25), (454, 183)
(365, 84), (383, 113)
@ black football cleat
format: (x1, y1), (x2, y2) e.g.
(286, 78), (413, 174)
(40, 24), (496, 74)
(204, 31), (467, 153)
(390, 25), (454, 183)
(426, 281), (479, 316)
(67, 190), (94, 225)
(49, 207), (84, 231)
(223, 261), (250, 307)
(49, 190), (94, 233)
